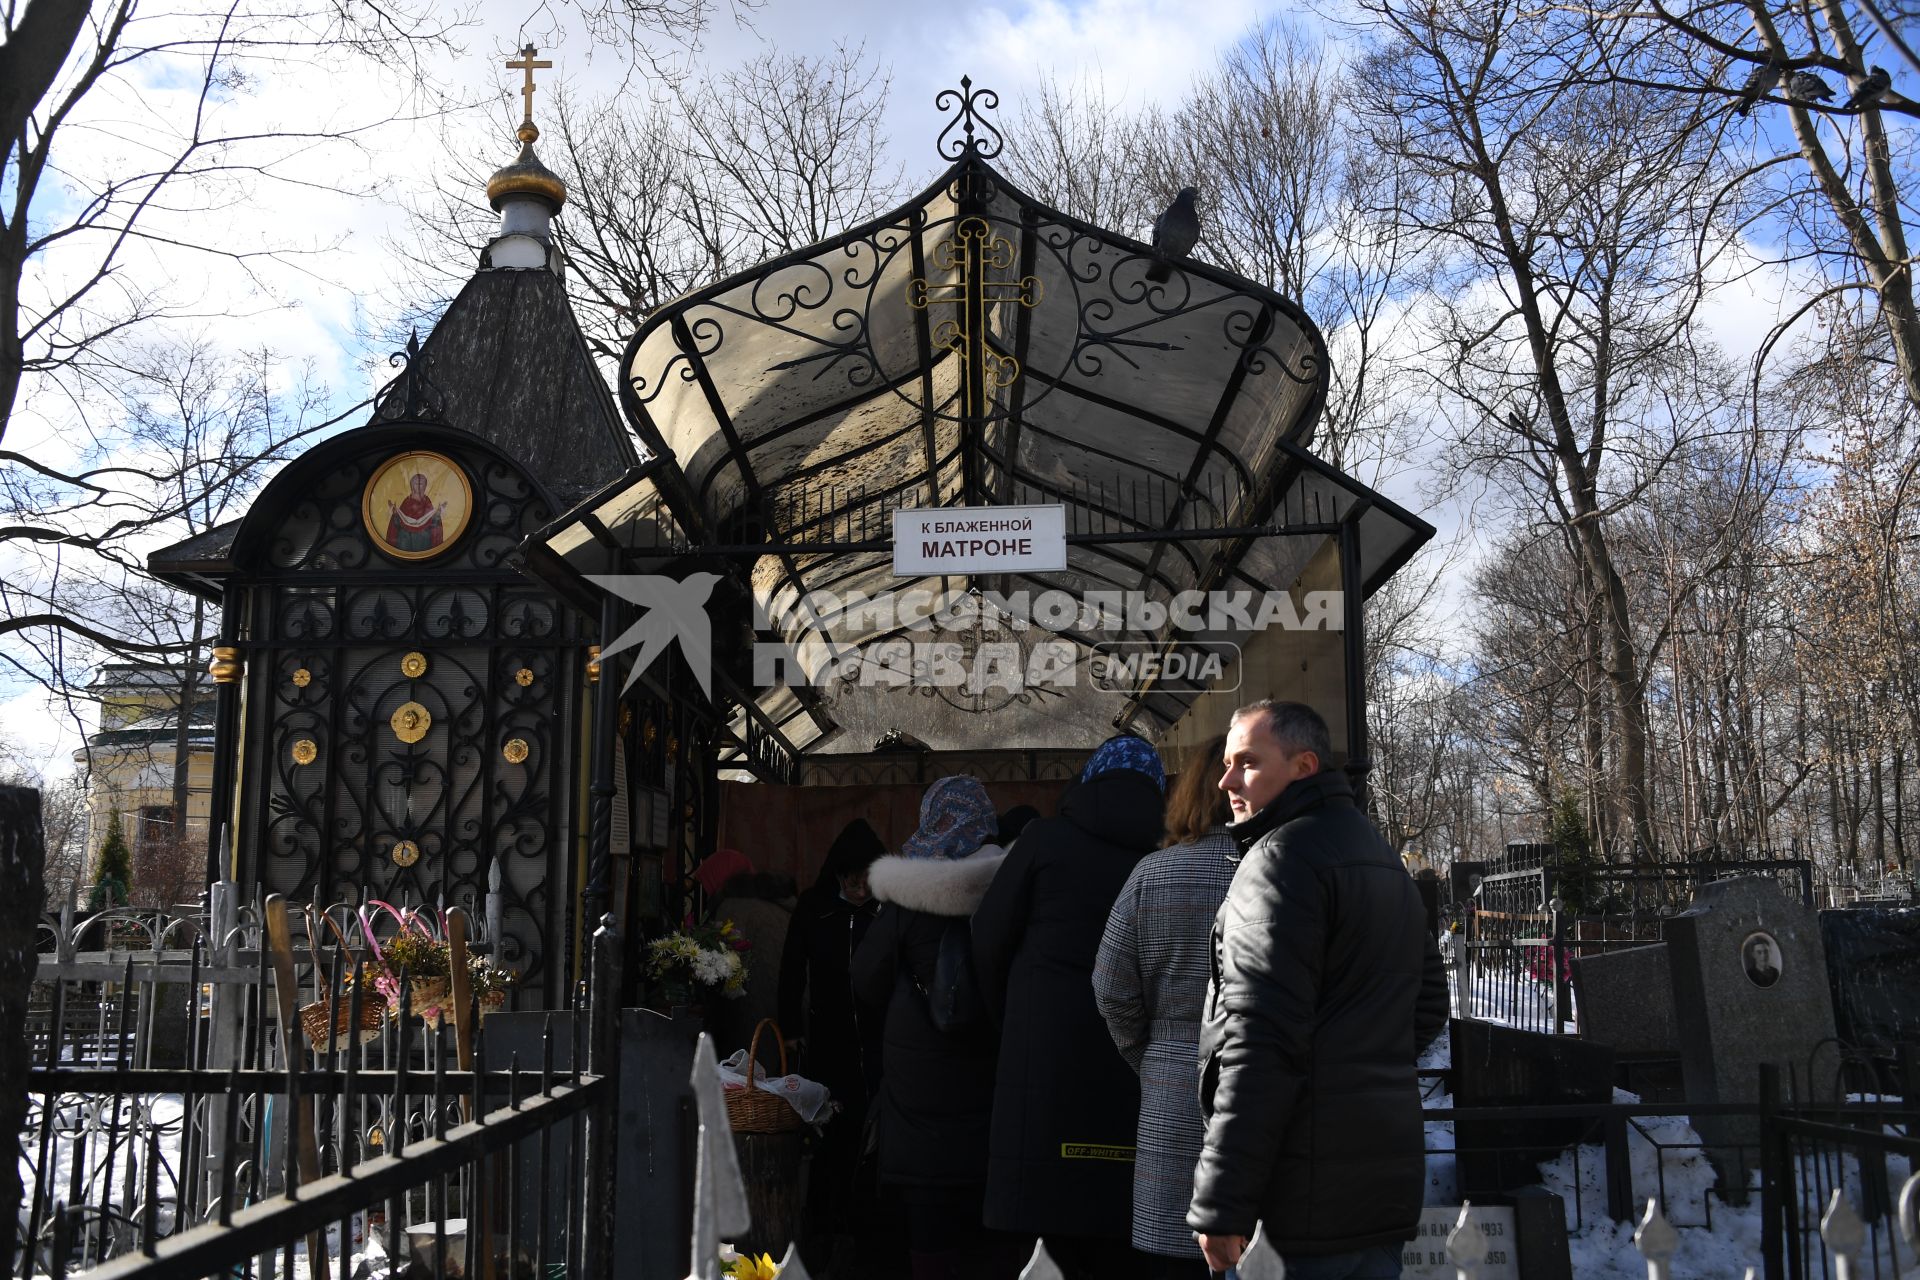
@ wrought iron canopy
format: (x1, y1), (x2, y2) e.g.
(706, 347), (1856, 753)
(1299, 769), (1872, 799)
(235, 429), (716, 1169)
(527, 80), (1434, 764)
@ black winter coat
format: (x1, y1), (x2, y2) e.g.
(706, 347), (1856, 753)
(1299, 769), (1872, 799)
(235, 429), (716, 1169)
(971, 771), (1164, 1237)
(850, 847), (1007, 1189)
(1187, 770), (1449, 1255)
(778, 885), (882, 1103)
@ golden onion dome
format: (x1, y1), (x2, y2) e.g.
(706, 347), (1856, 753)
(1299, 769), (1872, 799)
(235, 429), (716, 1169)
(487, 121), (566, 212)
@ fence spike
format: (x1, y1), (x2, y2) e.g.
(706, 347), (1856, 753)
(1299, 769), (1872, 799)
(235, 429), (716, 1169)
(1447, 1203), (1489, 1278)
(1901, 1172), (1920, 1249)
(1238, 1223), (1286, 1280)
(687, 1034), (751, 1238)
(776, 1242), (812, 1280)
(1017, 1238), (1064, 1280)
(1820, 1188), (1866, 1270)
(1633, 1199), (1678, 1280)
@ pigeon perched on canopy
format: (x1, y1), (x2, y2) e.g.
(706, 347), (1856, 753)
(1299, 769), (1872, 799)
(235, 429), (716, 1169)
(1843, 65), (1893, 109)
(1146, 187), (1200, 284)
(1733, 60), (1781, 115)
(1789, 70), (1836, 103)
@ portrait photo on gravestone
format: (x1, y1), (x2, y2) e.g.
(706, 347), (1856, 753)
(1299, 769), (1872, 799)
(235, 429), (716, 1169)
(1742, 931), (1783, 989)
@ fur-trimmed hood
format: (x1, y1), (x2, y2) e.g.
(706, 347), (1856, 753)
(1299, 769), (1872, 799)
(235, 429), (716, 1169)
(866, 845), (1007, 918)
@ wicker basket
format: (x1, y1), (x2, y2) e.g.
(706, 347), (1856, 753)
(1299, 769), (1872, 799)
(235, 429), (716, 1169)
(299, 988), (388, 1050)
(725, 1019), (804, 1135)
(409, 977), (453, 1029)
(408, 979), (508, 1031)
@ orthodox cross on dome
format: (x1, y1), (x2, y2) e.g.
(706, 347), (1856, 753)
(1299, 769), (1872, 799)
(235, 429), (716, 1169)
(506, 45), (553, 141)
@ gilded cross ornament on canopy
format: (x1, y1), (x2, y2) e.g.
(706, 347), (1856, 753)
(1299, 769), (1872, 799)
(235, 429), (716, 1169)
(506, 45), (553, 142)
(910, 217), (1042, 421)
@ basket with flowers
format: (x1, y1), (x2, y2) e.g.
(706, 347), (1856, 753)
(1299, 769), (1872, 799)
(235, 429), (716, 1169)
(645, 917), (748, 1008)
(299, 961), (389, 1050)
(362, 902), (516, 1030)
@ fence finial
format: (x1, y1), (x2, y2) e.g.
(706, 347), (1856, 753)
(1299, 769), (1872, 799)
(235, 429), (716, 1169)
(1633, 1199), (1678, 1280)
(1018, 1237), (1064, 1280)
(687, 1032), (751, 1278)
(1446, 1202), (1489, 1279)
(1900, 1172), (1920, 1249)
(1239, 1223), (1286, 1279)
(1820, 1188), (1866, 1274)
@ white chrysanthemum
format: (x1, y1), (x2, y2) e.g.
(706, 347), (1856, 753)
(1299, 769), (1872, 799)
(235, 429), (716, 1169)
(693, 949), (732, 985)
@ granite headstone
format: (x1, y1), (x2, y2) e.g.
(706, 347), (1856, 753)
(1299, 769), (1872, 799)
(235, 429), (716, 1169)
(1665, 876), (1838, 1201)
(1452, 1019), (1614, 1196)
(1819, 906), (1920, 1067)
(1570, 944), (1676, 1057)
(1401, 1191), (1572, 1280)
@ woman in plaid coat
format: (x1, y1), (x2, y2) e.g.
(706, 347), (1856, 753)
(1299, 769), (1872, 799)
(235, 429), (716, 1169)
(1093, 737), (1236, 1277)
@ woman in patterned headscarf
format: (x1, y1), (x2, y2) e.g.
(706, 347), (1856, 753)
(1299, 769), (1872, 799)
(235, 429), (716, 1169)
(972, 734), (1167, 1279)
(851, 776), (1008, 1280)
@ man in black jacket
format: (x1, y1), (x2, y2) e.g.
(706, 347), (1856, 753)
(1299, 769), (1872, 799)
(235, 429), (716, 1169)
(1190, 701), (1448, 1279)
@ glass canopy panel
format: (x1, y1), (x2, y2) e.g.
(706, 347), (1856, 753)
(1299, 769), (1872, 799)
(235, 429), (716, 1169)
(580, 150), (1430, 757)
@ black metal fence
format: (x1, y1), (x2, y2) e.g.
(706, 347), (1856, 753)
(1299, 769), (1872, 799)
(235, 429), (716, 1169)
(14, 893), (623, 1280)
(1451, 858), (1818, 1035)
(1420, 1057), (1920, 1279)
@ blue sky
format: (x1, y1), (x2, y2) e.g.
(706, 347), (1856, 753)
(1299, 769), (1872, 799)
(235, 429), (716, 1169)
(1, 0), (1315, 775)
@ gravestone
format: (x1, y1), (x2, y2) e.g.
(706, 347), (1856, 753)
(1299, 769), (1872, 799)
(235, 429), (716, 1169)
(1450, 860), (1489, 909)
(1819, 907), (1920, 1081)
(1571, 944), (1676, 1056)
(1452, 1019), (1614, 1196)
(1666, 876), (1837, 1202)
(1570, 943), (1685, 1101)
(1402, 1204), (1519, 1279)
(1400, 1191), (1571, 1280)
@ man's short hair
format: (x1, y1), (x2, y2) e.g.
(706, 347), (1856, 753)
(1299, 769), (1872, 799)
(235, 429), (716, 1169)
(1232, 699), (1333, 763)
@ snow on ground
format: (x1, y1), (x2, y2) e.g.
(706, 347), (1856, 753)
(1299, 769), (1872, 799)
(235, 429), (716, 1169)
(1422, 1027), (1920, 1278)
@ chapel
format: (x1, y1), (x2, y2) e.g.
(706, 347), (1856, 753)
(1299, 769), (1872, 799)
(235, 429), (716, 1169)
(148, 62), (1433, 1004)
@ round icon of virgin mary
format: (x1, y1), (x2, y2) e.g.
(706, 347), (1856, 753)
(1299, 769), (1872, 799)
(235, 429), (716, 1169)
(362, 451), (472, 561)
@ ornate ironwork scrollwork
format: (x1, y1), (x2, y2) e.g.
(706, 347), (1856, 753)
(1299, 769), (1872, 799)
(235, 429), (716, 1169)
(630, 180), (1319, 469)
(935, 76), (1004, 161)
(372, 330), (446, 423)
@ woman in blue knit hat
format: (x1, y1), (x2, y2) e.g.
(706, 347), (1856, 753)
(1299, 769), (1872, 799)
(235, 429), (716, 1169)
(852, 775), (1009, 1280)
(971, 734), (1167, 1279)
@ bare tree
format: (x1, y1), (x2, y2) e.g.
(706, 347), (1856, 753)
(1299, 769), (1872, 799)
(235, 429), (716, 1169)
(1615, 0), (1920, 411)
(392, 45), (906, 365)
(1351, 0), (1754, 856)
(1000, 75), (1159, 231)
(3, 333), (335, 774)
(0, 0), (479, 455)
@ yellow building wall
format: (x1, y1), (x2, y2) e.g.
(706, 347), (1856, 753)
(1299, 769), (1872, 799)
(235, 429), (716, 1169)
(80, 745), (215, 884)
(1158, 536), (1350, 764)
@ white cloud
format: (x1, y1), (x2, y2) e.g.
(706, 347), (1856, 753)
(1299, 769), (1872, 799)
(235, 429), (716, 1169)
(0, 688), (89, 781)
